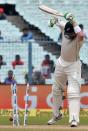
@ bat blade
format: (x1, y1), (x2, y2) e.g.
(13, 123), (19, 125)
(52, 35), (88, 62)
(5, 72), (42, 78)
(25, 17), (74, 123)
(39, 5), (64, 17)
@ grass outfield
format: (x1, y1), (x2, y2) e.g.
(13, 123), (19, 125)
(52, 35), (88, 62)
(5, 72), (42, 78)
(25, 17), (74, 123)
(0, 114), (88, 125)
(0, 111), (88, 131)
(0, 115), (88, 131)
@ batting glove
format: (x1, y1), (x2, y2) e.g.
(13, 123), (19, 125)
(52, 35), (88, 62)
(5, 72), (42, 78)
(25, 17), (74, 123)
(64, 12), (74, 21)
(48, 17), (58, 27)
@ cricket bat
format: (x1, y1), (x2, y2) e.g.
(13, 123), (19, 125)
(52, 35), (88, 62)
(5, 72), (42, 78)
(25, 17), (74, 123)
(39, 5), (64, 17)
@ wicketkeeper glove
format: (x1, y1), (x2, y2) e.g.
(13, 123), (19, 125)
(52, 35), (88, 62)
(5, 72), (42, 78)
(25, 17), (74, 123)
(48, 17), (58, 27)
(64, 12), (75, 22)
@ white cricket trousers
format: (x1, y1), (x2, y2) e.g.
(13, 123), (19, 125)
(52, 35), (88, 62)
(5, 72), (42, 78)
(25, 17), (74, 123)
(52, 58), (81, 123)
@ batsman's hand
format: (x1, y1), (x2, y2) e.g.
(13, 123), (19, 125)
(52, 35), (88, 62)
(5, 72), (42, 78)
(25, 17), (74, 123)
(48, 17), (58, 27)
(64, 12), (74, 22)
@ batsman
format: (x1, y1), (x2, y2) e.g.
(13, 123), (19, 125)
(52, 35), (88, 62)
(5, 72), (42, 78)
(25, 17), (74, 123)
(47, 13), (85, 127)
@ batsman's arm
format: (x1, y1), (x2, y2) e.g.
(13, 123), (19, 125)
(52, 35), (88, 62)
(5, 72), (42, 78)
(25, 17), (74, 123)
(72, 20), (84, 41)
(56, 19), (66, 31)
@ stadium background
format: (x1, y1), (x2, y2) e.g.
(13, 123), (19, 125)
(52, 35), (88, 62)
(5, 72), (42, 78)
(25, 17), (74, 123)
(0, 0), (88, 127)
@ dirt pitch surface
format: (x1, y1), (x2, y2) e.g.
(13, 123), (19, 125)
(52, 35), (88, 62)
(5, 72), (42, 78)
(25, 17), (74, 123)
(0, 125), (88, 131)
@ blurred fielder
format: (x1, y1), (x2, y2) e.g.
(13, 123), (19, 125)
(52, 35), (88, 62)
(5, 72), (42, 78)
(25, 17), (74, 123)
(47, 13), (85, 127)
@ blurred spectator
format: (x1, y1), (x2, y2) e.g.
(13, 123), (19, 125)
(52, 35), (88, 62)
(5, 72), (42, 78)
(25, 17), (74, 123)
(32, 71), (45, 84)
(79, 24), (88, 39)
(24, 72), (29, 84)
(21, 28), (33, 42)
(0, 31), (4, 40)
(12, 54), (24, 69)
(41, 54), (55, 78)
(0, 76), (1, 83)
(0, 55), (6, 69)
(0, 8), (6, 20)
(24, 66), (34, 84)
(49, 60), (55, 73)
(4, 70), (16, 84)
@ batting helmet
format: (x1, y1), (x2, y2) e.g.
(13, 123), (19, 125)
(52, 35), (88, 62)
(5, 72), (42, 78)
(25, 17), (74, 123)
(64, 22), (76, 39)
(64, 22), (75, 33)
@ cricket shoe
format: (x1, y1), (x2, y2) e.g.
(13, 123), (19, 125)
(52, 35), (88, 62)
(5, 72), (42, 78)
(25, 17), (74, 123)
(70, 120), (78, 127)
(47, 113), (62, 125)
